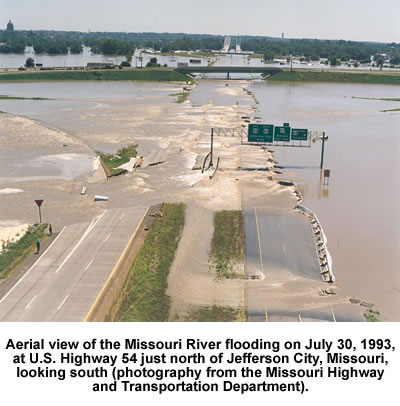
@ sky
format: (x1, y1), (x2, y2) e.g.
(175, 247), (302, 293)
(1, 0), (399, 43)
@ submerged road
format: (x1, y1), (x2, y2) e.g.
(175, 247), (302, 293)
(243, 207), (334, 322)
(244, 207), (364, 322)
(0, 207), (146, 321)
(244, 207), (321, 281)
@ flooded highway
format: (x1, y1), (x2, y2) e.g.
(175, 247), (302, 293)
(0, 61), (399, 320)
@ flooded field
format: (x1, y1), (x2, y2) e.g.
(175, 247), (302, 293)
(0, 76), (399, 320)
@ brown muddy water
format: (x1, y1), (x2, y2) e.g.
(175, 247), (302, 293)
(250, 81), (400, 320)
(0, 79), (399, 320)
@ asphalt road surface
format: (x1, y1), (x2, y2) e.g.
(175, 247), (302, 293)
(0, 207), (146, 321)
(244, 207), (321, 281)
(244, 207), (334, 322)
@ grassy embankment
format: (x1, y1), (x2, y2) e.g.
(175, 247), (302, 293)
(364, 309), (381, 322)
(0, 95), (50, 100)
(181, 305), (246, 322)
(0, 69), (190, 82)
(0, 224), (47, 279)
(353, 97), (400, 101)
(352, 96), (400, 112)
(210, 210), (244, 280)
(170, 92), (190, 103)
(105, 203), (186, 322)
(96, 144), (138, 177)
(266, 70), (400, 85)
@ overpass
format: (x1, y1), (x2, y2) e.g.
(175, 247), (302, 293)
(174, 66), (283, 79)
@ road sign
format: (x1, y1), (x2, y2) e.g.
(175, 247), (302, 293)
(248, 124), (274, 143)
(274, 126), (291, 142)
(323, 169), (331, 185)
(34, 200), (44, 223)
(291, 128), (308, 141)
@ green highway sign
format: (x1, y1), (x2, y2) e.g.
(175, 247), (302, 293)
(274, 126), (291, 142)
(291, 128), (308, 141)
(248, 124), (274, 143)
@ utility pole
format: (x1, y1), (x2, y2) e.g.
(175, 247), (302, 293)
(320, 132), (327, 169)
(210, 128), (214, 167)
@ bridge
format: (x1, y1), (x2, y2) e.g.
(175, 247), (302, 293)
(222, 36), (231, 53)
(174, 66), (283, 79)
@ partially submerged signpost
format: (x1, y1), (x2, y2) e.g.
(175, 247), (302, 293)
(209, 123), (328, 174)
(34, 199), (43, 223)
(246, 123), (328, 168)
(323, 169), (331, 185)
(247, 122), (311, 146)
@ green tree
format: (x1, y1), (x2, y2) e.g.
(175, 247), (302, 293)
(329, 55), (340, 66)
(263, 52), (274, 61)
(374, 55), (384, 68)
(25, 57), (35, 67)
(146, 57), (160, 67)
(69, 40), (83, 54)
(390, 53), (400, 65)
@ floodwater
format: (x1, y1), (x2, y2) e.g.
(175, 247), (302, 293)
(250, 81), (400, 320)
(0, 46), (209, 69)
(1, 46), (396, 72)
(0, 73), (399, 320)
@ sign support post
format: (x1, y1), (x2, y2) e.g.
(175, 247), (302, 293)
(34, 200), (44, 224)
(320, 132), (326, 169)
(210, 128), (214, 167)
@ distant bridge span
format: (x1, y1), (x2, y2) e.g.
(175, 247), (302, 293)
(174, 66), (283, 79)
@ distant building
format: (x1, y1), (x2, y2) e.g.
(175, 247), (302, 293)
(282, 32), (284, 39)
(6, 19), (14, 31)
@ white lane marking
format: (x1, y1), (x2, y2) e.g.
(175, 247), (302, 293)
(254, 207), (264, 274)
(283, 244), (287, 254)
(104, 233), (111, 243)
(55, 210), (107, 274)
(330, 307), (337, 322)
(57, 294), (70, 311)
(83, 259), (94, 273)
(0, 227), (66, 304)
(277, 222), (281, 230)
(25, 295), (37, 310)
(298, 314), (302, 322)
(120, 213), (125, 220)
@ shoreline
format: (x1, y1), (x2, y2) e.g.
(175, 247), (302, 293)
(266, 70), (400, 85)
(0, 68), (190, 82)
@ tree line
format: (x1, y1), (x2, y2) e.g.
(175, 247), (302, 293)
(242, 38), (400, 65)
(0, 30), (399, 64)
